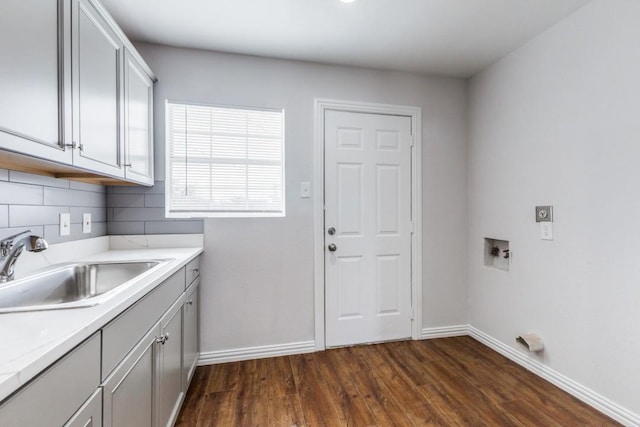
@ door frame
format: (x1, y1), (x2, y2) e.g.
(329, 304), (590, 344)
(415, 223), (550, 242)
(313, 98), (423, 350)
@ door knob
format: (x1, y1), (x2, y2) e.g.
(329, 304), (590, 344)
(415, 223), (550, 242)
(327, 227), (336, 235)
(328, 243), (337, 252)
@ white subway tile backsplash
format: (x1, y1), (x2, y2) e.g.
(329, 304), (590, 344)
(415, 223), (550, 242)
(107, 221), (145, 235)
(9, 170), (70, 189)
(109, 180), (164, 194)
(69, 180), (107, 193)
(9, 206), (69, 227)
(90, 191), (107, 208)
(113, 207), (166, 222)
(44, 187), (93, 207)
(0, 205), (7, 228)
(91, 221), (107, 237)
(0, 181), (43, 205)
(70, 207), (106, 223)
(144, 194), (164, 208)
(0, 170), (107, 243)
(106, 180), (202, 236)
(107, 193), (145, 208)
(44, 223), (84, 244)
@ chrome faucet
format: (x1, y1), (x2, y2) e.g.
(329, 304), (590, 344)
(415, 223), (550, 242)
(0, 230), (48, 283)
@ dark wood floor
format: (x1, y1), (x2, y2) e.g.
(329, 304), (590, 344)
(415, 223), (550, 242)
(176, 336), (619, 426)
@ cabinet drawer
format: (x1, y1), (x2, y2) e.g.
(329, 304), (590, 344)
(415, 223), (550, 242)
(186, 256), (200, 288)
(102, 267), (185, 380)
(0, 333), (100, 427)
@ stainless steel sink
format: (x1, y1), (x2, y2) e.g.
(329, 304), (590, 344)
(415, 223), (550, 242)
(0, 260), (170, 313)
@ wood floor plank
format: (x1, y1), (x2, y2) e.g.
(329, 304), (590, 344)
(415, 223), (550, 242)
(268, 395), (307, 427)
(290, 353), (345, 426)
(315, 349), (377, 426)
(206, 361), (241, 393)
(266, 356), (297, 398)
(179, 337), (621, 427)
(175, 366), (210, 426)
(196, 391), (238, 427)
(234, 358), (269, 400)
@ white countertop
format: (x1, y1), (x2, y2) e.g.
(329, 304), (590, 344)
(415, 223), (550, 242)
(0, 237), (203, 403)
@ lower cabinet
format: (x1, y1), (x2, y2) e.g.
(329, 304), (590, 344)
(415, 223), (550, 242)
(183, 278), (200, 388)
(0, 258), (201, 427)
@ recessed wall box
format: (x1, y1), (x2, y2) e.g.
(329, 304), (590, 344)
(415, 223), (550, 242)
(484, 238), (510, 271)
(535, 206), (553, 222)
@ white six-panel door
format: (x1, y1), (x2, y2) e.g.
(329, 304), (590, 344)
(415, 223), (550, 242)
(325, 110), (413, 347)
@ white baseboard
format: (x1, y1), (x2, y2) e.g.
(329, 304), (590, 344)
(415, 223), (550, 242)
(198, 340), (316, 365)
(421, 325), (469, 339)
(468, 326), (640, 426)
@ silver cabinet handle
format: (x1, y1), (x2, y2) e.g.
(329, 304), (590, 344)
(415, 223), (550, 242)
(156, 333), (170, 345)
(328, 243), (337, 252)
(186, 300), (193, 305)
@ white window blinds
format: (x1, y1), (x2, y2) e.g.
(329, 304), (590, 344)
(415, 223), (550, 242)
(166, 101), (285, 217)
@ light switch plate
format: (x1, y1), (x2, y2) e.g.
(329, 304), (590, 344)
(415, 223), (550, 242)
(300, 182), (311, 198)
(535, 206), (553, 222)
(83, 213), (92, 234)
(59, 213), (71, 236)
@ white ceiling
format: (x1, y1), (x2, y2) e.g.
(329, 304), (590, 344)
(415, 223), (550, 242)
(100, 0), (590, 78)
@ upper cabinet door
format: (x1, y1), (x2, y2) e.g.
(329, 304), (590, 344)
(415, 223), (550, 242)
(72, 0), (124, 177)
(0, 0), (73, 163)
(124, 50), (154, 186)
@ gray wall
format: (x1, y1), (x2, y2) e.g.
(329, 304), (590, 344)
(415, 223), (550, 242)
(135, 43), (468, 353)
(107, 181), (203, 235)
(0, 168), (107, 243)
(468, 0), (640, 416)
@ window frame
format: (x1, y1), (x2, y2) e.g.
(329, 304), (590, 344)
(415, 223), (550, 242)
(164, 99), (286, 219)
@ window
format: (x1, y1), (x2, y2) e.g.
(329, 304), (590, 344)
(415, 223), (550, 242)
(165, 101), (285, 218)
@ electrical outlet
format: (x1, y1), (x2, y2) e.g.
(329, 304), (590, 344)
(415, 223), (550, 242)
(540, 222), (553, 240)
(59, 213), (71, 236)
(83, 213), (92, 234)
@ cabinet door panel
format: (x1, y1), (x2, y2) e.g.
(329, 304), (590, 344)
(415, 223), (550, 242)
(103, 327), (157, 427)
(72, 0), (124, 176)
(0, 0), (72, 163)
(183, 279), (200, 388)
(124, 50), (154, 185)
(157, 297), (185, 427)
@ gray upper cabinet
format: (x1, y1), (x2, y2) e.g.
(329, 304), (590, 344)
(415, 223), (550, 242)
(0, 0), (73, 164)
(72, 0), (124, 177)
(0, 0), (155, 185)
(124, 49), (154, 185)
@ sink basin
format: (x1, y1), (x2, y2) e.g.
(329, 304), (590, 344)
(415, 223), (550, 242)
(0, 260), (170, 313)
